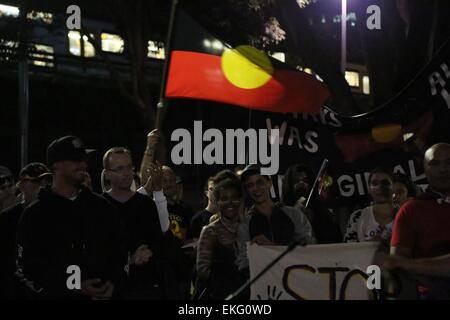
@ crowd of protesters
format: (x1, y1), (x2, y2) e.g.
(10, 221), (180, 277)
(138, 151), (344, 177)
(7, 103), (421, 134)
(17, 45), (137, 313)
(0, 133), (449, 300)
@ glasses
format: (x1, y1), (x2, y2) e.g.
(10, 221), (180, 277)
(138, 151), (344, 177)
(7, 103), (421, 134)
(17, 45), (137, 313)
(108, 165), (135, 174)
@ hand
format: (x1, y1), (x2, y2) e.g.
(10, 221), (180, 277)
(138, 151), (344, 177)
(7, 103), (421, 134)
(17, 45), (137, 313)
(144, 162), (163, 193)
(251, 234), (274, 246)
(147, 129), (163, 146)
(131, 244), (153, 266)
(80, 279), (114, 300)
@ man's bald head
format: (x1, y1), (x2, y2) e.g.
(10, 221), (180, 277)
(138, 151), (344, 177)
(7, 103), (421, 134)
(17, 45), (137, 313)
(424, 143), (450, 193)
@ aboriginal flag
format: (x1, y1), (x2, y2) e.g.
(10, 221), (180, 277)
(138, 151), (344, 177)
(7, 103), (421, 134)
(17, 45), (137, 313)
(164, 9), (330, 114)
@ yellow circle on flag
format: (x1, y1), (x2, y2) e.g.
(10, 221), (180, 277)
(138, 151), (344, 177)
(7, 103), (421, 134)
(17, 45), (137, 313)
(372, 124), (402, 143)
(221, 45), (273, 89)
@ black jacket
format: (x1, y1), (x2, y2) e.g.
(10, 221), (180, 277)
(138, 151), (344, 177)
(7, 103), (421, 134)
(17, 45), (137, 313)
(0, 203), (24, 299)
(16, 186), (127, 299)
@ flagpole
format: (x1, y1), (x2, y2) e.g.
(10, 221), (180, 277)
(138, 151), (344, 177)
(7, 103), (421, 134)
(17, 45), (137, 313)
(155, 0), (178, 130)
(305, 158), (328, 208)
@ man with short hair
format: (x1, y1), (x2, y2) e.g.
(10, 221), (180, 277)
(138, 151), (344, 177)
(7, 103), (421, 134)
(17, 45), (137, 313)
(161, 165), (193, 243)
(16, 136), (126, 299)
(0, 166), (16, 212)
(0, 163), (51, 299)
(187, 177), (217, 240)
(102, 147), (166, 299)
(236, 164), (316, 271)
(391, 143), (450, 298)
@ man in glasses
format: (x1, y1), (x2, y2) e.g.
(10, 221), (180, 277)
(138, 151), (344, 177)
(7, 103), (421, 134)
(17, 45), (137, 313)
(0, 165), (16, 212)
(236, 164), (315, 272)
(102, 147), (167, 299)
(0, 163), (51, 299)
(16, 136), (126, 300)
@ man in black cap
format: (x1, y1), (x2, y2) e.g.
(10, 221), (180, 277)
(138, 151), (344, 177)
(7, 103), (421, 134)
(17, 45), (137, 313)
(16, 136), (127, 299)
(0, 165), (16, 212)
(0, 163), (51, 299)
(236, 164), (316, 272)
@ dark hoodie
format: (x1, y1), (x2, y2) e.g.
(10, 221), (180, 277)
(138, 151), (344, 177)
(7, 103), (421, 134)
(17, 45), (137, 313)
(16, 186), (127, 299)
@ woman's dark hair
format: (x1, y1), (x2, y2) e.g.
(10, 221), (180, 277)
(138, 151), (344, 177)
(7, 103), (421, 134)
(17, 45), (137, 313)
(212, 169), (239, 186)
(368, 166), (394, 185)
(213, 178), (243, 202)
(282, 163), (313, 206)
(392, 173), (417, 197)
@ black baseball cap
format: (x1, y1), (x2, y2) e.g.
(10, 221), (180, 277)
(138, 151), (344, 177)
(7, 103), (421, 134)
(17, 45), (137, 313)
(18, 162), (52, 181)
(47, 136), (95, 166)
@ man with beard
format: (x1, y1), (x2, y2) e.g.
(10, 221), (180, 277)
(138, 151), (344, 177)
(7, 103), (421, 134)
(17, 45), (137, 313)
(16, 136), (126, 299)
(282, 163), (342, 244)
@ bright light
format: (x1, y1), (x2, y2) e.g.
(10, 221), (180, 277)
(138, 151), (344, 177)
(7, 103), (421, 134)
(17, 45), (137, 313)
(0, 4), (19, 17)
(270, 52), (285, 63)
(203, 39), (211, 48)
(345, 71), (359, 87)
(68, 31), (95, 57)
(211, 40), (223, 51)
(148, 40), (165, 59)
(101, 33), (124, 53)
(30, 44), (54, 67)
(27, 11), (53, 24)
(362, 75), (370, 94)
(303, 68), (313, 74)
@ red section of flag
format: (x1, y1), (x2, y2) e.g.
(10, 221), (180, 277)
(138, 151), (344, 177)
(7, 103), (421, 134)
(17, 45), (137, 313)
(165, 51), (329, 114)
(335, 111), (434, 163)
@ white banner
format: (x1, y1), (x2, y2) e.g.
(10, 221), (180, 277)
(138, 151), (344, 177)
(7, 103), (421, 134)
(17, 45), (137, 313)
(248, 242), (379, 300)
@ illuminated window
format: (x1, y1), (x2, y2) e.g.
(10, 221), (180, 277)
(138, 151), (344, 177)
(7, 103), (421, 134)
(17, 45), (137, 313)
(303, 68), (313, 75)
(0, 4), (19, 18)
(27, 11), (53, 24)
(68, 31), (95, 57)
(101, 33), (124, 53)
(345, 71), (359, 87)
(0, 38), (17, 62)
(148, 40), (165, 59)
(270, 52), (285, 63)
(362, 75), (370, 94)
(30, 44), (54, 67)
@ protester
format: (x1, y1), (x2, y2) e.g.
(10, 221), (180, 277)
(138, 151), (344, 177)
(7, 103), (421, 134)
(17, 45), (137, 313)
(390, 143), (450, 299)
(282, 163), (342, 244)
(16, 136), (127, 299)
(0, 163), (51, 299)
(188, 177), (217, 240)
(195, 178), (248, 299)
(236, 164), (315, 272)
(207, 170), (241, 225)
(101, 147), (167, 299)
(392, 173), (418, 210)
(343, 167), (396, 243)
(0, 166), (16, 211)
(161, 165), (194, 243)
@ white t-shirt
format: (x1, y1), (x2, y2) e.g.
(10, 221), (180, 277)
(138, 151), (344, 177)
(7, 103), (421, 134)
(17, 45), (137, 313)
(343, 206), (393, 243)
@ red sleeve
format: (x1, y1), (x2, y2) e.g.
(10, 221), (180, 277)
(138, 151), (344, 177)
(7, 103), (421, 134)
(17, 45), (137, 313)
(390, 202), (415, 249)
